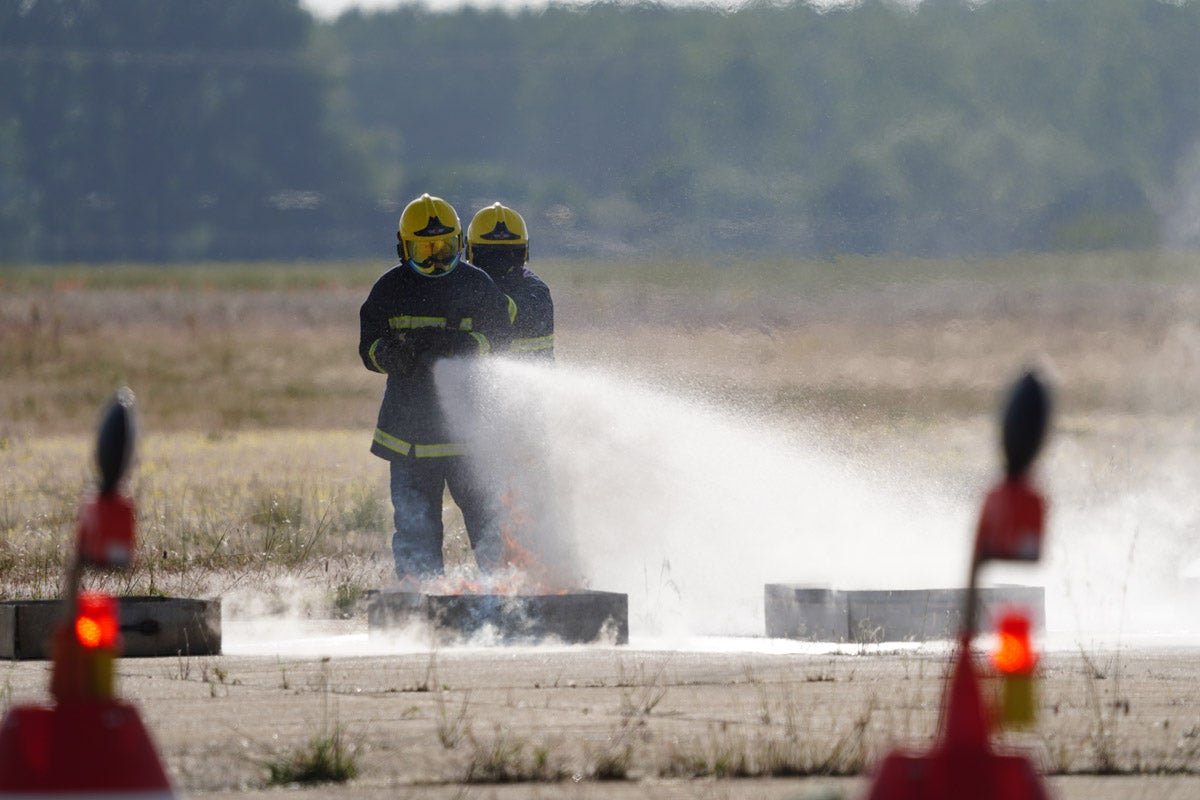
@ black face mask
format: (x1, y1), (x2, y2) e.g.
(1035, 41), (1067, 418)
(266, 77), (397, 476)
(471, 245), (526, 279)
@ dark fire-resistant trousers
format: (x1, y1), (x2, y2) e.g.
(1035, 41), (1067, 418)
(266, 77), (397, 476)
(389, 455), (502, 580)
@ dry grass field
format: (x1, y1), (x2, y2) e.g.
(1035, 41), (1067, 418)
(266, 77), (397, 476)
(3, 252), (1200, 797)
(4, 252), (1199, 601)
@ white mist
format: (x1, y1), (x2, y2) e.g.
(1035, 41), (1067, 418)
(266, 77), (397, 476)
(438, 357), (1200, 649)
(441, 358), (980, 641)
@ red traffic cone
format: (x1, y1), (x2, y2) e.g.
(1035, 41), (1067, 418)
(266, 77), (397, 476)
(0, 701), (174, 797)
(865, 636), (1049, 800)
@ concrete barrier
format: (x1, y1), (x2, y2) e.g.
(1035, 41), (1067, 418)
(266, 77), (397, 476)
(765, 585), (1044, 643)
(0, 596), (221, 659)
(367, 590), (629, 645)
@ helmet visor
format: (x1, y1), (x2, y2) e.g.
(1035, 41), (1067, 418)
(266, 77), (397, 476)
(407, 235), (460, 274)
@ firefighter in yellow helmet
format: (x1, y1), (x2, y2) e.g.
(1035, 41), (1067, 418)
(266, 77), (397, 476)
(359, 193), (513, 582)
(467, 203), (554, 360)
(466, 203), (580, 588)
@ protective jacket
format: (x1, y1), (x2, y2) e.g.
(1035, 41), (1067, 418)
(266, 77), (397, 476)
(496, 267), (554, 359)
(359, 260), (512, 461)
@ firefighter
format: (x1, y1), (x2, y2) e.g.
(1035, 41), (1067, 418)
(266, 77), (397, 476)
(467, 203), (554, 360)
(359, 193), (513, 583)
(466, 203), (580, 588)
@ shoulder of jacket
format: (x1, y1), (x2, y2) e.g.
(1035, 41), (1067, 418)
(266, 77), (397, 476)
(374, 263), (409, 284)
(459, 262), (503, 290)
(457, 260), (491, 279)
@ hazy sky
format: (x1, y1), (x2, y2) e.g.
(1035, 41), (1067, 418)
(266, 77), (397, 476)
(301, 0), (621, 16)
(302, 0), (429, 16)
(299, 0), (857, 19)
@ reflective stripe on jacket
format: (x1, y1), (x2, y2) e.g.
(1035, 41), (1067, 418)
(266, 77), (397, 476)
(372, 428), (465, 458)
(497, 266), (554, 361)
(359, 259), (512, 460)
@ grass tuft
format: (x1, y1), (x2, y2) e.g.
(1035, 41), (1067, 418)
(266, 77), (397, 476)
(262, 726), (359, 786)
(463, 726), (565, 783)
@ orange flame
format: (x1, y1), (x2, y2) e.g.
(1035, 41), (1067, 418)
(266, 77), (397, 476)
(402, 484), (571, 597)
(496, 484), (569, 595)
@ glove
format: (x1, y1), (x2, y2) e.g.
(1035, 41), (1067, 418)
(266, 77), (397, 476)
(372, 330), (416, 374)
(448, 330), (479, 356)
(376, 328), (476, 374)
(412, 328), (460, 370)
(427, 330), (479, 359)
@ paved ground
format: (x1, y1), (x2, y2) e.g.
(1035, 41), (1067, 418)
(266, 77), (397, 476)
(3, 619), (1197, 799)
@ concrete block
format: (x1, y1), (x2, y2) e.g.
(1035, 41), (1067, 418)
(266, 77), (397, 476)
(764, 584), (1044, 643)
(975, 585), (1046, 632)
(764, 585), (849, 641)
(848, 589), (965, 643)
(367, 590), (628, 645)
(0, 596), (222, 660)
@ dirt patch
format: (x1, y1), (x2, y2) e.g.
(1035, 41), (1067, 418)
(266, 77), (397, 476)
(3, 634), (1199, 797)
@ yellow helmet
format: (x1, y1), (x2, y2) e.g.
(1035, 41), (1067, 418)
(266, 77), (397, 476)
(397, 193), (462, 275)
(467, 202), (529, 275)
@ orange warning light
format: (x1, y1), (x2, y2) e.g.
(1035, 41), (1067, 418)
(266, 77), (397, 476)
(52, 592), (119, 702)
(993, 610), (1036, 674)
(75, 592), (119, 650)
(992, 609), (1038, 728)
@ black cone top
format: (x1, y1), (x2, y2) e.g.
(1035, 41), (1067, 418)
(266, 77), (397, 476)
(1001, 371), (1050, 479)
(96, 388), (136, 494)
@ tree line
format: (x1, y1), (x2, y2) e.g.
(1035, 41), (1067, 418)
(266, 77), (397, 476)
(3, 0), (1200, 262)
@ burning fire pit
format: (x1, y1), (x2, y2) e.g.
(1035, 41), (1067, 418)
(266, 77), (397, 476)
(367, 589), (628, 645)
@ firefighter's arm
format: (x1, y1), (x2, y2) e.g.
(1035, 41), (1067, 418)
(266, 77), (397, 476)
(507, 277), (555, 358)
(358, 301), (389, 373)
(458, 275), (515, 355)
(511, 275), (553, 328)
(359, 282), (414, 374)
(485, 283), (516, 354)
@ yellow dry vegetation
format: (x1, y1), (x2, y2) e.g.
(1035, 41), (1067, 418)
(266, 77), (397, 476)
(2, 252), (1200, 604)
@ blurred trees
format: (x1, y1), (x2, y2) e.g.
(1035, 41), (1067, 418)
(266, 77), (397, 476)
(332, 0), (1200, 258)
(0, 0), (376, 261)
(4, 0), (1200, 261)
